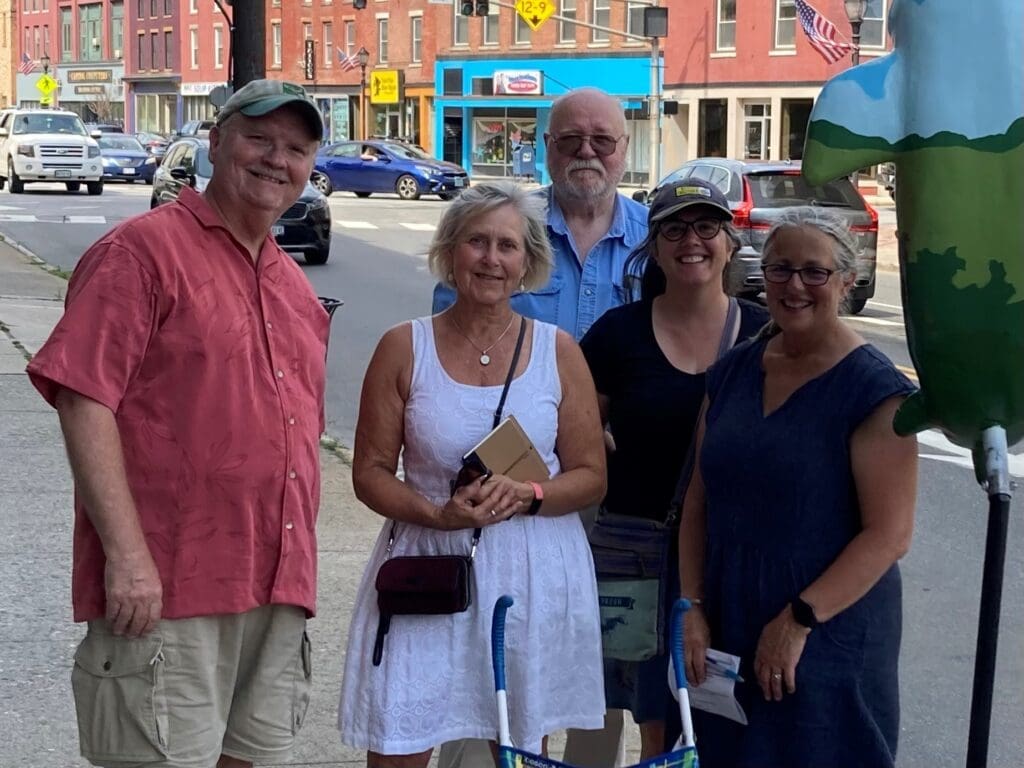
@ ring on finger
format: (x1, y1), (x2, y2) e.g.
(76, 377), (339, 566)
(771, 671), (782, 680)
(490, 509), (496, 516)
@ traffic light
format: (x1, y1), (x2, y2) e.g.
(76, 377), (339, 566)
(354, 0), (367, 8)
(475, 0), (488, 14)
(460, 0), (474, 14)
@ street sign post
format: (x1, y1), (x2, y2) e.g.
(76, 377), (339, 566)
(514, 0), (554, 31)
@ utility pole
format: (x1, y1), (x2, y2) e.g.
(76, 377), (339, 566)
(231, 0), (266, 90)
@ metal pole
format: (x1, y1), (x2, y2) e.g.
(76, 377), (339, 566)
(360, 64), (367, 140)
(231, 0), (265, 91)
(850, 19), (862, 66)
(649, 31), (661, 186)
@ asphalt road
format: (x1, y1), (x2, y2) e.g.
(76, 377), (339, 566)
(2, 182), (1022, 765)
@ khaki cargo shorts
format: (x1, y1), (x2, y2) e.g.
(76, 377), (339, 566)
(70, 604), (312, 768)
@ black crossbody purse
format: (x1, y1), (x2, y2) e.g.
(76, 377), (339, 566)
(372, 317), (528, 666)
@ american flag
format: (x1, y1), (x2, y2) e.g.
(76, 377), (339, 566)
(794, 0), (854, 64)
(337, 47), (359, 72)
(18, 52), (36, 75)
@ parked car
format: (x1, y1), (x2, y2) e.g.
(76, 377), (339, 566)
(174, 120), (215, 138)
(150, 137), (332, 265)
(632, 159), (878, 313)
(310, 139), (469, 200)
(0, 107), (103, 194)
(98, 135), (156, 184)
(135, 131), (170, 166)
(84, 122), (124, 134)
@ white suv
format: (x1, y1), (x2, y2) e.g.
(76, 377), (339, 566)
(0, 108), (103, 195)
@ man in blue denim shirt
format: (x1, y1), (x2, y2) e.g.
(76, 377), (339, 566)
(432, 87), (648, 341)
(436, 87), (647, 768)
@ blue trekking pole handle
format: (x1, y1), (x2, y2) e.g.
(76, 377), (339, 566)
(672, 598), (690, 691)
(491, 595), (514, 692)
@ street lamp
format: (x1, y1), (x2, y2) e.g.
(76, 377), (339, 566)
(844, 0), (867, 66)
(40, 53), (50, 75)
(357, 47), (370, 140)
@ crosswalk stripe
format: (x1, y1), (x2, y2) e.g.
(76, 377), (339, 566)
(846, 316), (903, 327)
(400, 223), (436, 232)
(0, 214), (37, 222)
(64, 215), (106, 223)
(334, 220), (378, 230)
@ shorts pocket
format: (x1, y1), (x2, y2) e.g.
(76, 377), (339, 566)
(291, 631), (313, 735)
(71, 629), (169, 763)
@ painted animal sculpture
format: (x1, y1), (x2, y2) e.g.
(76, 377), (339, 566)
(802, 0), (1024, 460)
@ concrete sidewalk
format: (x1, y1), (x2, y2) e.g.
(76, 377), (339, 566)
(0, 242), (644, 766)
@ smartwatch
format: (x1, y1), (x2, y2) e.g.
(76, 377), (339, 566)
(526, 481), (544, 516)
(791, 596), (819, 630)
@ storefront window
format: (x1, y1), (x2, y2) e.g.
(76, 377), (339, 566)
(471, 111), (536, 178)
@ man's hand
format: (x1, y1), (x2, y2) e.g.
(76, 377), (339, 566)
(105, 550), (163, 638)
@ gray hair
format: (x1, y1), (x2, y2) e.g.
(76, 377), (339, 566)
(549, 87), (627, 136)
(760, 206), (859, 274)
(428, 181), (554, 292)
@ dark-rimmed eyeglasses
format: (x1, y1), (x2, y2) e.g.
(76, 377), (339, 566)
(761, 264), (837, 286)
(659, 218), (722, 242)
(551, 134), (623, 157)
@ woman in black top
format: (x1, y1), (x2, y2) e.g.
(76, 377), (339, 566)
(580, 178), (768, 758)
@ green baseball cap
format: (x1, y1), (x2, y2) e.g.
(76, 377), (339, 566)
(215, 79), (324, 140)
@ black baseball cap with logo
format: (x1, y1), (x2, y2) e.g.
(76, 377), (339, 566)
(647, 178), (733, 223)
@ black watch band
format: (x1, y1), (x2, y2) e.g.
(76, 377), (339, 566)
(791, 596), (819, 630)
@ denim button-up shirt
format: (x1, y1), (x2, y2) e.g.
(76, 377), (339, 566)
(432, 186), (650, 341)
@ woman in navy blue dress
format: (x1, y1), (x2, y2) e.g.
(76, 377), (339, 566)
(678, 207), (918, 768)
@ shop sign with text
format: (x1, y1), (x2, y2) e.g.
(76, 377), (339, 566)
(492, 71), (543, 95)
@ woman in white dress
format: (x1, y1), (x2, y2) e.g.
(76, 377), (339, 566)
(339, 181), (608, 766)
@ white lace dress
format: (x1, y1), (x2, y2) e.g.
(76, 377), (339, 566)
(338, 317), (605, 755)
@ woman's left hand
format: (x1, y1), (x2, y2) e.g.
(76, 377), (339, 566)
(468, 474), (533, 520)
(753, 606), (810, 701)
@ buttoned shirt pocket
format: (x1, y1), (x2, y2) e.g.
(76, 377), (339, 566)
(512, 275), (564, 327)
(71, 629), (169, 763)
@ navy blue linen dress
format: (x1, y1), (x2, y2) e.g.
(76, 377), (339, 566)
(694, 338), (916, 768)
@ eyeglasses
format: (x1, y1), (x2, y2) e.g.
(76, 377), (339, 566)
(551, 134), (623, 157)
(761, 264), (837, 286)
(659, 218), (722, 242)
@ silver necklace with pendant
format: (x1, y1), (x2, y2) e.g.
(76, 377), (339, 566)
(449, 313), (516, 366)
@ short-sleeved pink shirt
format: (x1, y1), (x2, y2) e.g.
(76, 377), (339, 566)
(28, 187), (329, 622)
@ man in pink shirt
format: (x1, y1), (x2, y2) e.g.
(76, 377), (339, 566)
(28, 79), (329, 768)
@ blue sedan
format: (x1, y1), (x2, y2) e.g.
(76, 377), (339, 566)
(310, 140), (469, 200)
(98, 135), (157, 184)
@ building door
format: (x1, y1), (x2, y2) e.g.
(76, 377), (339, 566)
(781, 99), (813, 160)
(742, 102), (771, 160)
(443, 111), (462, 165)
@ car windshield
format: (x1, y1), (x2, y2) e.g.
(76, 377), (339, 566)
(12, 114), (88, 136)
(195, 148), (215, 178)
(99, 136), (145, 151)
(385, 143), (432, 160)
(747, 172), (864, 209)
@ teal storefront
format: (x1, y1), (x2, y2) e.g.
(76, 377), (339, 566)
(434, 54), (656, 186)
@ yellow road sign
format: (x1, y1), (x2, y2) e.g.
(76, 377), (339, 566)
(36, 73), (58, 95)
(515, 0), (555, 31)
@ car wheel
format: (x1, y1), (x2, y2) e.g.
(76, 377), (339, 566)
(846, 297), (868, 315)
(87, 180), (103, 196)
(395, 174), (420, 200)
(305, 246), (330, 265)
(65, 182), (81, 192)
(438, 191), (459, 201)
(311, 171), (332, 196)
(354, 191), (372, 198)
(8, 160), (23, 193)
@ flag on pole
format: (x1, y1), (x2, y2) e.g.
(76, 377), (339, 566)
(18, 52), (36, 75)
(794, 0), (855, 64)
(337, 47), (359, 72)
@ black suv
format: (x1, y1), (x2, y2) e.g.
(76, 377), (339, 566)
(633, 159), (878, 313)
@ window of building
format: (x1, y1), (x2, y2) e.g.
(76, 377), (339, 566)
(483, 3), (498, 45)
(163, 0), (172, 15)
(150, 31), (158, 69)
(743, 102), (772, 160)
(861, 0), (886, 47)
(271, 21), (281, 66)
(214, 26), (223, 68)
(410, 16), (422, 62)
(189, 0), (197, 13)
(377, 18), (388, 63)
(150, 0), (157, 17)
(137, 0), (144, 20)
(514, 13), (531, 44)
(626, 2), (644, 37)
(164, 30), (172, 67)
(303, 22), (312, 41)
(60, 7), (72, 62)
(345, 20), (355, 56)
(33, 25), (40, 57)
(591, 0), (610, 43)
(323, 22), (333, 66)
(698, 98), (727, 157)
(190, 27), (199, 68)
(453, 5), (468, 46)
(79, 3), (103, 62)
(775, 0), (796, 48)
(111, 2), (124, 58)
(717, 0), (736, 50)
(558, 0), (576, 43)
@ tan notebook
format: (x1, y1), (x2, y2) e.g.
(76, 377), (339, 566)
(463, 415), (551, 483)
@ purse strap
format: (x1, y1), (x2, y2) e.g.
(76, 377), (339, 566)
(664, 298), (740, 526)
(387, 316), (529, 558)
